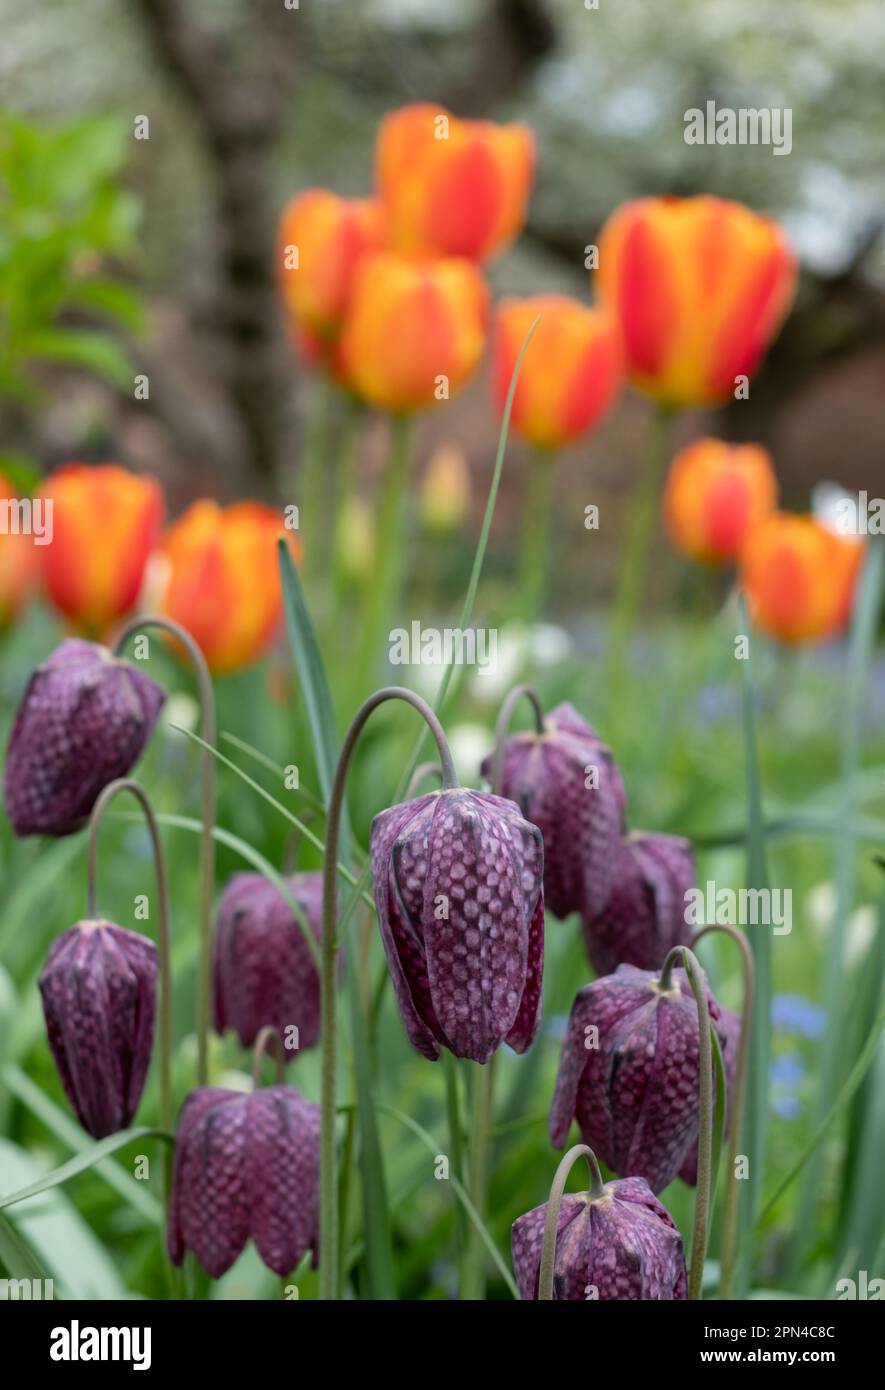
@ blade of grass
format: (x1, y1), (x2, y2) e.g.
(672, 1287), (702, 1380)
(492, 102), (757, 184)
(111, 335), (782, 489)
(0, 1127), (172, 1210)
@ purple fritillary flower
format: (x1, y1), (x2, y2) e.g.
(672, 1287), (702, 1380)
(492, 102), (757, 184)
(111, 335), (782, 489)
(581, 831), (696, 977)
(370, 787), (544, 1064)
(480, 702), (626, 922)
(679, 1006), (741, 1185)
(214, 872), (325, 1058)
(512, 1177), (686, 1300)
(549, 963), (722, 1194)
(167, 1085), (320, 1278)
(39, 920), (157, 1139)
(4, 639), (164, 836)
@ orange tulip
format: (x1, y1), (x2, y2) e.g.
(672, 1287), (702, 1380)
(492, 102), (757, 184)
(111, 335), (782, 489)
(597, 196), (797, 407)
(740, 513), (864, 644)
(340, 252), (488, 413)
(663, 438), (778, 565)
(277, 190), (385, 343)
(157, 500), (298, 674)
(0, 472), (38, 631)
(38, 464), (163, 634)
(376, 102), (534, 262)
(492, 295), (623, 448)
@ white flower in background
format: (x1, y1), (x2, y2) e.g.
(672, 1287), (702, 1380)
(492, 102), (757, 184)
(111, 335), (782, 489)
(812, 481), (857, 536)
(469, 621), (573, 704)
(162, 690), (200, 734)
(806, 880), (877, 966)
(449, 722), (498, 788)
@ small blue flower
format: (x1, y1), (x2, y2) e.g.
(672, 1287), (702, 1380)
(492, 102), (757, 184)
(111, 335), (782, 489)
(771, 994), (826, 1039)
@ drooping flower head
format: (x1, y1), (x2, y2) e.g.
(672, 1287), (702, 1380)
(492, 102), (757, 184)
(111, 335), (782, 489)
(597, 195), (797, 407)
(663, 438), (778, 565)
(214, 872), (324, 1059)
(739, 511), (864, 643)
(39, 921), (157, 1139)
(370, 788), (544, 1063)
(512, 1177), (686, 1300)
(492, 295), (623, 448)
(550, 963), (722, 1193)
(167, 1085), (320, 1278)
(277, 190), (385, 344)
(4, 639), (165, 837)
(481, 702), (626, 923)
(376, 102), (535, 262)
(581, 831), (695, 976)
(37, 464), (164, 634)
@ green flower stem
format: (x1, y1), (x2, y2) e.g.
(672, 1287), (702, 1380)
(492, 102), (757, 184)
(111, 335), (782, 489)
(538, 1143), (605, 1301)
(487, 684), (546, 793)
(404, 761), (444, 798)
(516, 448), (556, 624)
(86, 778), (172, 1138)
(691, 924), (755, 1300)
(299, 374), (336, 587)
(660, 945), (714, 1302)
(460, 1053), (497, 1299)
(332, 398), (365, 618)
(249, 1026), (287, 1087)
(354, 415), (413, 698)
(319, 686), (459, 1300)
(114, 615), (216, 1087)
(608, 403), (673, 679)
(442, 1052), (467, 1257)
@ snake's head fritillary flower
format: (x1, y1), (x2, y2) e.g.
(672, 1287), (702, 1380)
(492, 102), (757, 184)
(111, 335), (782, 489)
(39, 921), (157, 1139)
(739, 511), (864, 644)
(154, 500), (299, 674)
(663, 438), (778, 565)
(167, 1085), (320, 1278)
(481, 702), (626, 923)
(492, 296), (623, 449)
(370, 788), (544, 1063)
(376, 102), (535, 262)
(340, 252), (488, 414)
(4, 639), (165, 837)
(597, 196), (797, 407)
(580, 831), (695, 976)
(512, 1177), (686, 1300)
(37, 464), (164, 635)
(214, 872), (325, 1058)
(549, 964), (722, 1193)
(679, 1006), (742, 1185)
(277, 190), (385, 344)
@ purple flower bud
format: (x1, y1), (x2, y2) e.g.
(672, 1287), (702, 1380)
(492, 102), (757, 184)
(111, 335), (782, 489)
(679, 1007), (741, 1185)
(4, 639), (165, 837)
(370, 788), (544, 1063)
(549, 963), (722, 1193)
(512, 1177), (687, 1300)
(480, 702), (626, 922)
(581, 831), (696, 976)
(214, 872), (324, 1058)
(39, 921), (157, 1139)
(167, 1085), (320, 1278)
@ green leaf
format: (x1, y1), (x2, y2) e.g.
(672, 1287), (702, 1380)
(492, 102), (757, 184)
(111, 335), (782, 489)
(0, 1127), (172, 1211)
(0, 1210), (48, 1283)
(18, 327), (132, 388)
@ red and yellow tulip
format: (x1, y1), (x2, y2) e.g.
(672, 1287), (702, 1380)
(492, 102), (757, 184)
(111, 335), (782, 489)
(740, 512), (864, 643)
(663, 438), (778, 565)
(155, 501), (298, 675)
(376, 102), (534, 262)
(492, 294), (623, 448)
(340, 252), (488, 413)
(597, 196), (797, 407)
(0, 472), (38, 631)
(277, 190), (385, 343)
(38, 464), (163, 635)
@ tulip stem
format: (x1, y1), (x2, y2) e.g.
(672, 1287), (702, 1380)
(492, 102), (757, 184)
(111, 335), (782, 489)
(516, 448), (555, 624)
(691, 925), (755, 1300)
(320, 687), (459, 1299)
(86, 778), (172, 1139)
(461, 1054), (496, 1299)
(250, 1026), (287, 1087)
(608, 404), (672, 680)
(659, 945), (714, 1302)
(353, 415), (413, 699)
(538, 1143), (605, 1301)
(487, 683), (545, 794)
(332, 397), (364, 619)
(299, 375), (337, 588)
(114, 615), (216, 1087)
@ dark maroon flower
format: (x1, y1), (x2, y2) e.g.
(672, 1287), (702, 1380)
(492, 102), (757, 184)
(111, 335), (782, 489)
(512, 1177), (687, 1300)
(679, 1007), (741, 1185)
(214, 871), (324, 1058)
(370, 788), (544, 1063)
(39, 920), (157, 1139)
(581, 831), (695, 976)
(167, 1085), (320, 1278)
(549, 963), (723, 1193)
(4, 639), (164, 837)
(480, 701), (626, 922)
